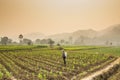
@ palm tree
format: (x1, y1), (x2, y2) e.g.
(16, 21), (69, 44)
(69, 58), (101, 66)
(19, 34), (23, 44)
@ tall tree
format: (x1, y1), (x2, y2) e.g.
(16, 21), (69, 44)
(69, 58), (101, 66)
(19, 34), (23, 44)
(48, 39), (55, 48)
(69, 36), (73, 44)
(106, 40), (109, 45)
(35, 39), (41, 44)
(0, 37), (1, 44)
(80, 36), (84, 45)
(40, 39), (47, 44)
(60, 39), (65, 44)
(23, 38), (32, 45)
(8, 39), (12, 44)
(1, 37), (8, 45)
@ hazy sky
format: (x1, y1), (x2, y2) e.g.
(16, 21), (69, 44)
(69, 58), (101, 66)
(0, 0), (120, 36)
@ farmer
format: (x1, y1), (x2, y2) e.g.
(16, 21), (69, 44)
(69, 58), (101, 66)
(62, 49), (67, 65)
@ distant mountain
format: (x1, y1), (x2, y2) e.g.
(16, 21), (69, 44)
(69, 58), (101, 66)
(46, 33), (71, 42)
(99, 24), (120, 41)
(46, 29), (97, 42)
(99, 24), (120, 35)
(72, 29), (97, 45)
(72, 29), (97, 39)
(46, 24), (120, 45)
(10, 24), (120, 45)
(24, 32), (45, 41)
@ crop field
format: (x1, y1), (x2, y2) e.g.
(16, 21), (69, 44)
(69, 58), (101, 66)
(0, 45), (119, 80)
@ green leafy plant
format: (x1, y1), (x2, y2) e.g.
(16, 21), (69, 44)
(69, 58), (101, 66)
(0, 72), (3, 79)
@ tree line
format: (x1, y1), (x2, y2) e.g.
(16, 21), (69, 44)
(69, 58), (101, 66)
(0, 34), (55, 47)
(0, 34), (75, 47)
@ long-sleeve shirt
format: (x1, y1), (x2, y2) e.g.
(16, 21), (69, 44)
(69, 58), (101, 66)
(62, 51), (67, 58)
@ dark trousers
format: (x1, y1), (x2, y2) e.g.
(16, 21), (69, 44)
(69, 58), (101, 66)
(63, 57), (66, 65)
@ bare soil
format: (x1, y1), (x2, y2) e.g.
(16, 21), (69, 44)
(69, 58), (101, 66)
(81, 58), (120, 80)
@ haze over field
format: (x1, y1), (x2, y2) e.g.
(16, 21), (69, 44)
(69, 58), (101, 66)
(1, 1), (120, 79)
(0, 0), (120, 37)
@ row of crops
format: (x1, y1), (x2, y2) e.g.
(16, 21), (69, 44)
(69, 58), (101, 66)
(0, 46), (118, 80)
(108, 65), (120, 80)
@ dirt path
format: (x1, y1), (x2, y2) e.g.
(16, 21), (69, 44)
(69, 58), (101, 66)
(81, 57), (120, 80)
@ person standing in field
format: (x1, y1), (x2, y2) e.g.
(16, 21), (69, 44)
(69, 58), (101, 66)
(62, 49), (67, 65)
